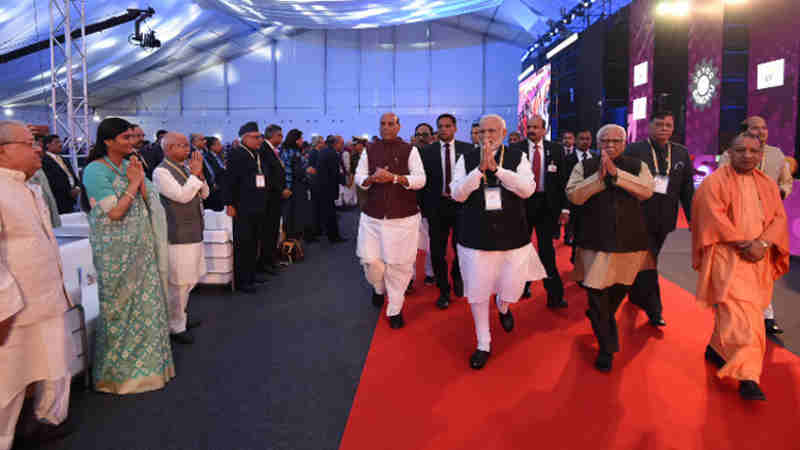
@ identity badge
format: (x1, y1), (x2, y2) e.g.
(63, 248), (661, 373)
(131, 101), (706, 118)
(256, 174), (266, 188)
(548, 164), (558, 173)
(654, 175), (669, 194)
(484, 187), (502, 211)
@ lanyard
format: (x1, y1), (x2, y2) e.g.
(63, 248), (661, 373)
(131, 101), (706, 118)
(482, 145), (506, 184)
(103, 156), (126, 179)
(49, 153), (75, 186)
(164, 158), (190, 182)
(648, 139), (671, 176)
(243, 146), (263, 174)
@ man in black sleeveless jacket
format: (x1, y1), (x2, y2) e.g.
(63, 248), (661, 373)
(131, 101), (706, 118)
(451, 114), (547, 370)
(566, 124), (655, 372)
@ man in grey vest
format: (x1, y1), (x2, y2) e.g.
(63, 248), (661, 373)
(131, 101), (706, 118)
(153, 132), (209, 345)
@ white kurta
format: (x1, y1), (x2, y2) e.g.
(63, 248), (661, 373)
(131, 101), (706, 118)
(449, 150), (547, 304)
(153, 167), (210, 285)
(338, 151), (358, 207)
(354, 145), (426, 315)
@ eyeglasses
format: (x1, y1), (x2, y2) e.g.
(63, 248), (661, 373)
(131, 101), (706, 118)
(415, 132), (431, 137)
(243, 133), (265, 140)
(0, 141), (42, 148)
(599, 138), (625, 145)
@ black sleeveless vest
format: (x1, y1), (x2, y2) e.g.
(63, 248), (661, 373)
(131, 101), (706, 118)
(575, 156), (649, 253)
(457, 147), (531, 251)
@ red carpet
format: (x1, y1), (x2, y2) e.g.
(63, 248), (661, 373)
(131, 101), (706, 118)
(340, 240), (800, 450)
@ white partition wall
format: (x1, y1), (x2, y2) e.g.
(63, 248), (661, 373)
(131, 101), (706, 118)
(97, 22), (522, 144)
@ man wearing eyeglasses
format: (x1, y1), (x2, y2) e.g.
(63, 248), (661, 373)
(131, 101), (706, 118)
(625, 111), (694, 328)
(567, 124), (655, 371)
(0, 121), (75, 449)
(407, 123), (436, 293)
(223, 122), (271, 293)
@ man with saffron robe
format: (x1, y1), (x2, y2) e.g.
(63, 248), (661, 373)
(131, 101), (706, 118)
(692, 133), (790, 401)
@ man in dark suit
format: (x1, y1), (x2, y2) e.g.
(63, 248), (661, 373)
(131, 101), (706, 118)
(224, 122), (270, 293)
(563, 129), (598, 254)
(418, 113), (472, 309)
(624, 111), (694, 327)
(140, 129), (166, 180)
(514, 114), (569, 307)
(202, 135), (227, 211)
(260, 124), (289, 274)
(313, 135), (347, 242)
(40, 134), (80, 214)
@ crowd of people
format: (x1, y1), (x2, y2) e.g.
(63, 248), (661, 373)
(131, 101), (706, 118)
(0, 106), (795, 448)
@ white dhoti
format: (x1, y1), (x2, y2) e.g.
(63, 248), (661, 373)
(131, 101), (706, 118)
(0, 315), (72, 450)
(457, 243), (547, 351)
(357, 212), (421, 316)
(412, 217), (434, 280)
(166, 242), (206, 334)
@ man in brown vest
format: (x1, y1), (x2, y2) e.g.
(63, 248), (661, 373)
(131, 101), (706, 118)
(153, 132), (209, 344)
(354, 113), (427, 329)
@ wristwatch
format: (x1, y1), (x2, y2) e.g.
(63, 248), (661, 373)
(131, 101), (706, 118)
(756, 239), (770, 248)
(393, 175), (398, 184)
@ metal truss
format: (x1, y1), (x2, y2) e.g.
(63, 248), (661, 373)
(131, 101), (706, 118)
(49, 0), (89, 169)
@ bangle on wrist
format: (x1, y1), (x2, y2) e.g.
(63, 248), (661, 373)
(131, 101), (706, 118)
(124, 191), (135, 200)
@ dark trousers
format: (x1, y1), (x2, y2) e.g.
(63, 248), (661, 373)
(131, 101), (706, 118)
(233, 212), (267, 286)
(427, 199), (462, 296)
(585, 284), (630, 354)
(628, 231), (669, 318)
(316, 195), (340, 239)
(259, 198), (282, 269)
(526, 193), (564, 301)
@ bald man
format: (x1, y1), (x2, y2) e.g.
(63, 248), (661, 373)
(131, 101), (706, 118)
(718, 116), (794, 335)
(355, 113), (426, 328)
(153, 133), (209, 344)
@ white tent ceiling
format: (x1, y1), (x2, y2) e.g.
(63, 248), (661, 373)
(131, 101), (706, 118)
(0, 0), (602, 109)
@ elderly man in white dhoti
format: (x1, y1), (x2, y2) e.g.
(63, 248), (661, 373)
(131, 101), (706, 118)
(0, 120), (73, 449)
(450, 114), (547, 369)
(153, 132), (209, 345)
(355, 113), (426, 329)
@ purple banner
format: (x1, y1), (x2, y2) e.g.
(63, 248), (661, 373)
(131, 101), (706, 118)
(685, 2), (723, 155)
(747, 0), (799, 157)
(627, 0), (654, 142)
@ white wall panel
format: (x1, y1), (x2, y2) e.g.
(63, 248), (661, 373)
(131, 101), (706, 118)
(430, 24), (482, 109)
(276, 31), (324, 110)
(137, 79), (181, 114)
(327, 30), (359, 112)
(229, 47), (275, 109)
(359, 28), (394, 111)
(395, 23), (429, 108)
(183, 65), (225, 111)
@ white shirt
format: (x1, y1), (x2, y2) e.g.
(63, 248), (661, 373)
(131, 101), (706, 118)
(576, 148), (594, 163)
(439, 140), (457, 194)
(354, 145), (426, 192)
(153, 166), (210, 205)
(450, 149), (535, 202)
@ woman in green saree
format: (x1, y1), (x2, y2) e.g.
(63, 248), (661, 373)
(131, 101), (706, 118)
(81, 118), (174, 394)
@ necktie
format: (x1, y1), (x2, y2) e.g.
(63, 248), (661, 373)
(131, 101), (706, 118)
(532, 143), (541, 192)
(444, 142), (451, 194)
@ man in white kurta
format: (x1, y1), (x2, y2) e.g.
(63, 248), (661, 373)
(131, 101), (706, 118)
(450, 115), (547, 369)
(355, 113), (426, 329)
(153, 133), (209, 344)
(0, 120), (72, 450)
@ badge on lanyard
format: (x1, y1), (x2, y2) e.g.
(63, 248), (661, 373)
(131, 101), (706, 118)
(256, 174), (266, 188)
(654, 175), (669, 195)
(548, 163), (558, 173)
(307, 190), (312, 201)
(484, 187), (502, 211)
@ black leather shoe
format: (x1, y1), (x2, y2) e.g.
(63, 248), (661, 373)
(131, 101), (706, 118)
(260, 266), (279, 276)
(453, 279), (464, 298)
(187, 318), (203, 330)
(436, 294), (450, 310)
(765, 319), (784, 335)
(499, 310), (514, 332)
(306, 236), (320, 243)
(170, 331), (194, 345)
(739, 380), (766, 401)
(16, 420), (76, 448)
(705, 345), (726, 369)
(237, 284), (258, 294)
(329, 236), (349, 243)
(470, 350), (491, 369)
(423, 276), (435, 286)
(254, 274), (270, 284)
(648, 314), (667, 327)
(388, 313), (404, 329)
(372, 291), (385, 308)
(521, 282), (532, 299)
(595, 351), (613, 372)
(547, 298), (568, 309)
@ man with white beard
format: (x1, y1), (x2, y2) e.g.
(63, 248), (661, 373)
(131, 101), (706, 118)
(355, 113), (426, 328)
(450, 114), (547, 369)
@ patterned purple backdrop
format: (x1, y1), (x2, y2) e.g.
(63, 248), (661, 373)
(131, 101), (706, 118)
(627, 0), (654, 143)
(685, 2), (723, 156)
(747, 0), (799, 157)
